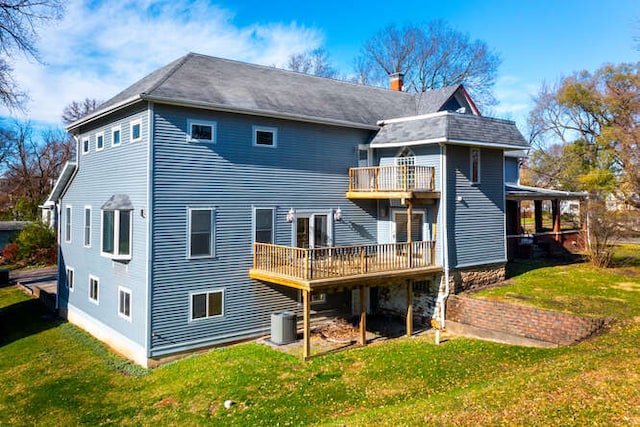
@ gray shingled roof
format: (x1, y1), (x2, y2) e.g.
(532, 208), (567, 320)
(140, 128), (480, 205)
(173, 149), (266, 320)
(74, 53), (470, 130)
(371, 112), (529, 149)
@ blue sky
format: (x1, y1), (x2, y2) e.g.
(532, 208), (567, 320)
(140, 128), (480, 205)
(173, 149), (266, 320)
(1, 0), (638, 131)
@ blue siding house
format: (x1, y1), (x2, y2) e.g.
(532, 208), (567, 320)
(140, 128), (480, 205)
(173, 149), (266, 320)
(48, 53), (529, 366)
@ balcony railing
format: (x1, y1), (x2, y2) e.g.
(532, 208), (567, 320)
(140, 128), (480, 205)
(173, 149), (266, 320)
(252, 241), (436, 282)
(348, 165), (435, 193)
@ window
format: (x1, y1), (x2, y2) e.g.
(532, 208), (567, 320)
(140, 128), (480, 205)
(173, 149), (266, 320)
(470, 148), (480, 184)
(118, 287), (132, 320)
(311, 292), (326, 304)
(65, 267), (74, 291)
(65, 205), (72, 243)
(83, 206), (91, 247)
(252, 126), (277, 148)
(191, 290), (223, 320)
(112, 126), (121, 147)
(188, 208), (215, 258)
(89, 275), (99, 304)
(187, 119), (216, 143)
(130, 119), (142, 142)
(96, 132), (104, 151)
(82, 138), (89, 154)
(254, 208), (274, 244)
(101, 209), (132, 260)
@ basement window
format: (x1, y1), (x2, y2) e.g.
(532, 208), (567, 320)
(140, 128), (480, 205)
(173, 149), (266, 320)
(191, 290), (224, 320)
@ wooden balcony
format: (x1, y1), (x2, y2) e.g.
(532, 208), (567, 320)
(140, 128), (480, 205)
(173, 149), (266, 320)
(249, 241), (441, 291)
(346, 165), (440, 200)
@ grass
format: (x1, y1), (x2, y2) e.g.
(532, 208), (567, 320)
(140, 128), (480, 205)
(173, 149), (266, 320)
(1, 245), (639, 425)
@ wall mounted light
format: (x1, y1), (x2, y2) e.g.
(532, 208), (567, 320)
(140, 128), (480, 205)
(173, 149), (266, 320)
(456, 196), (464, 203)
(286, 208), (295, 223)
(334, 207), (342, 222)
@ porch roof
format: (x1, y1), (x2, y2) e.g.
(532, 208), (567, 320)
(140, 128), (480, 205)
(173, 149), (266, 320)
(506, 183), (588, 201)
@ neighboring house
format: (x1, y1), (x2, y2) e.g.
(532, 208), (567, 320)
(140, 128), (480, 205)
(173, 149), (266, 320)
(0, 221), (30, 249)
(47, 53), (529, 366)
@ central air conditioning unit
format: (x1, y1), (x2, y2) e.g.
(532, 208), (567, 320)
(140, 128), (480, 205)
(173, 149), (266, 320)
(271, 311), (297, 345)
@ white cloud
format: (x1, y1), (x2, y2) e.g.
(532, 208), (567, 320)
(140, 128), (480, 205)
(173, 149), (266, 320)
(1, 0), (324, 125)
(491, 75), (541, 131)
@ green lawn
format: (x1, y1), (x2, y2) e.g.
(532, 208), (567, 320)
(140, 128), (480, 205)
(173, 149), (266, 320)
(1, 246), (639, 425)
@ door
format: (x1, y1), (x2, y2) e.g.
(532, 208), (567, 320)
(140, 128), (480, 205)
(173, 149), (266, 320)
(295, 213), (329, 248)
(392, 212), (424, 243)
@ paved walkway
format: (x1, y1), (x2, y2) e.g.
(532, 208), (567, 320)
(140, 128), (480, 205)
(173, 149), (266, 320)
(10, 266), (58, 311)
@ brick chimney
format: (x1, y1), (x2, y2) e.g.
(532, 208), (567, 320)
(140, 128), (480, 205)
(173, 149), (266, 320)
(389, 72), (404, 91)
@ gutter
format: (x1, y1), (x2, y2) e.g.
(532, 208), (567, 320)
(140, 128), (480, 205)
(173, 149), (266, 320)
(66, 95), (143, 133)
(140, 94), (381, 131)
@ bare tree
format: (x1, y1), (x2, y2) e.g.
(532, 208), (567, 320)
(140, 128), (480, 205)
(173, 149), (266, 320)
(285, 49), (337, 78)
(0, 0), (63, 110)
(1, 120), (73, 219)
(62, 98), (102, 125)
(355, 21), (501, 109)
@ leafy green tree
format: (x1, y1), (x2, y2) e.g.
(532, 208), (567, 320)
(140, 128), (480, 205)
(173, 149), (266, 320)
(12, 222), (56, 265)
(528, 62), (640, 208)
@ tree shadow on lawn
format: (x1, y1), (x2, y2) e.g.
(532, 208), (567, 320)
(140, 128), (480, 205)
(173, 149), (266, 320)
(0, 298), (62, 348)
(506, 254), (584, 280)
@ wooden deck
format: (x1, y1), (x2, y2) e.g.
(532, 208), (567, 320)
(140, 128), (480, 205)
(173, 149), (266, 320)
(346, 165), (440, 200)
(249, 241), (440, 291)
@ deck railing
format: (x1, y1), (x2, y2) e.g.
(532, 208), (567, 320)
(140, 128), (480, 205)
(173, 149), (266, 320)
(253, 241), (436, 281)
(348, 165), (435, 193)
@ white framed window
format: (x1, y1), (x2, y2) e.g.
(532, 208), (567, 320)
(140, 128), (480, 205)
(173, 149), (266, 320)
(64, 205), (72, 243)
(112, 126), (121, 147)
(253, 207), (274, 244)
(118, 286), (132, 321)
(470, 148), (480, 184)
(190, 289), (224, 320)
(65, 266), (74, 291)
(130, 119), (142, 143)
(187, 119), (216, 144)
(188, 208), (216, 258)
(252, 126), (277, 148)
(101, 209), (132, 260)
(96, 132), (104, 151)
(82, 138), (89, 154)
(83, 206), (91, 247)
(89, 275), (99, 304)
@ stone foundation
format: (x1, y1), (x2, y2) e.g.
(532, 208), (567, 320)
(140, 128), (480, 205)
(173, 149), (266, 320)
(378, 276), (440, 326)
(451, 263), (505, 294)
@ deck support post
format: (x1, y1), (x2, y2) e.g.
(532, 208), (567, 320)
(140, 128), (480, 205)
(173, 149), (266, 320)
(303, 289), (311, 360)
(534, 200), (543, 233)
(359, 286), (367, 346)
(406, 279), (413, 337)
(552, 198), (561, 241)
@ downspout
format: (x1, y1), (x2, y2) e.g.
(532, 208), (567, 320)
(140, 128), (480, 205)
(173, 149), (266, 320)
(435, 143), (450, 343)
(55, 201), (61, 310)
(145, 104), (154, 362)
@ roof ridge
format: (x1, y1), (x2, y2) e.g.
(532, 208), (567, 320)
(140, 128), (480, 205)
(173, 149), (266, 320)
(144, 52), (193, 96)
